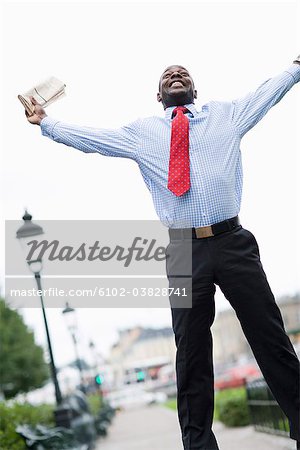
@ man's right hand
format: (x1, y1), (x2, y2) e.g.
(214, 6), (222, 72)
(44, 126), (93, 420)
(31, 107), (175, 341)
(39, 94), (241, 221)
(25, 97), (47, 125)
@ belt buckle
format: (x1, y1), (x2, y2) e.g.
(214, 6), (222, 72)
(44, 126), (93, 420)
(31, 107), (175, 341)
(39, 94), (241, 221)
(195, 225), (214, 238)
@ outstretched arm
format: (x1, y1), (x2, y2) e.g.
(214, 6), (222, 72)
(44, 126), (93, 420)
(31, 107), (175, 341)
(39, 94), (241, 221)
(231, 55), (300, 137)
(26, 97), (140, 160)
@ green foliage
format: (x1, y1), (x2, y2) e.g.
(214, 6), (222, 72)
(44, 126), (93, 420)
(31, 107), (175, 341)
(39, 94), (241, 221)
(166, 387), (250, 427)
(87, 392), (103, 416)
(0, 298), (49, 399)
(214, 386), (246, 419)
(0, 401), (54, 450)
(215, 387), (251, 427)
(164, 398), (177, 411)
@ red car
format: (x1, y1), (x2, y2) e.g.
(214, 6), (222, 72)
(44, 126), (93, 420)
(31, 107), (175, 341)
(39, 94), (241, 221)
(214, 364), (261, 390)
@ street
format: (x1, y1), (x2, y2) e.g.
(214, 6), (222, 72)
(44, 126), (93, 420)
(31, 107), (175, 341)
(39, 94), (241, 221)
(96, 405), (295, 450)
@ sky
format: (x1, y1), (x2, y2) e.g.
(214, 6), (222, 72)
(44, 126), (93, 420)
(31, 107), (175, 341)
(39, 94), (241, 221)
(1, 1), (300, 366)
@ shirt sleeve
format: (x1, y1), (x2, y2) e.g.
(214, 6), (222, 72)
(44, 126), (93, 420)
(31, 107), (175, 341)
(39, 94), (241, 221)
(231, 64), (300, 137)
(40, 117), (140, 160)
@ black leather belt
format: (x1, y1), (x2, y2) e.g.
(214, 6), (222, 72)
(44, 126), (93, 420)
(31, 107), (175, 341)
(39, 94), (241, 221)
(169, 216), (241, 240)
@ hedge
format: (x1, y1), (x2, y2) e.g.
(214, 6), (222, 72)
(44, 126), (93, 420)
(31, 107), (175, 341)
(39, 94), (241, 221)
(0, 393), (103, 450)
(86, 392), (103, 416)
(0, 402), (54, 450)
(166, 387), (251, 427)
(215, 387), (250, 427)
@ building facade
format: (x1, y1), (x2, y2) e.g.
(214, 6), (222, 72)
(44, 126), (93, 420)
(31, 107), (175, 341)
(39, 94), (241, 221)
(212, 293), (300, 367)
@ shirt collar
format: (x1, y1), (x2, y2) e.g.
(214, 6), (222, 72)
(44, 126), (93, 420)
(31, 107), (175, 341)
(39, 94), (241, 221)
(165, 103), (197, 120)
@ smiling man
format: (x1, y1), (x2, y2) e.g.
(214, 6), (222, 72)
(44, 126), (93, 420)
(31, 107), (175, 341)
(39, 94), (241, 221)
(26, 57), (300, 450)
(158, 65), (197, 107)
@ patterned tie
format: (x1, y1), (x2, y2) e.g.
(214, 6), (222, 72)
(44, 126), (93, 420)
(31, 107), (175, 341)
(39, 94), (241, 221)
(167, 106), (190, 196)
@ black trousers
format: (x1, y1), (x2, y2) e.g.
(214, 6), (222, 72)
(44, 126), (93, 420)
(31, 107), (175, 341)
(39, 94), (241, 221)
(166, 224), (300, 450)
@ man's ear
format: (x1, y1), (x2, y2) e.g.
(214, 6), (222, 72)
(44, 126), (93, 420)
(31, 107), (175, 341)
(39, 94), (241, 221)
(194, 89), (198, 99)
(157, 92), (162, 103)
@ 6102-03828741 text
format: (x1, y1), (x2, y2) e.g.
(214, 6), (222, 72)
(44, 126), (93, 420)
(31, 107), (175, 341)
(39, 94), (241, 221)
(8, 286), (188, 298)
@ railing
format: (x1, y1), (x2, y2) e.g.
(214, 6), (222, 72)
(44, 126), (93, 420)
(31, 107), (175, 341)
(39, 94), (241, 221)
(246, 378), (289, 437)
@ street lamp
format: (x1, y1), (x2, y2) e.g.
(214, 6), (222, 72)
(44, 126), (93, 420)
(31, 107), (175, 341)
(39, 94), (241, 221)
(16, 210), (63, 405)
(62, 302), (86, 392)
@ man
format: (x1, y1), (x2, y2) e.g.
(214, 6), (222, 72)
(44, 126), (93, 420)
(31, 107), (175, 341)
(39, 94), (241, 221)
(26, 56), (300, 449)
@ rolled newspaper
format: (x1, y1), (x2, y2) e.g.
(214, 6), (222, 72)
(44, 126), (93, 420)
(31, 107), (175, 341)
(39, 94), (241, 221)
(18, 76), (66, 115)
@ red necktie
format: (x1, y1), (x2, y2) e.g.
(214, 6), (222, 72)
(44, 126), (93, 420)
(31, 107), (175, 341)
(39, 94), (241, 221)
(167, 106), (190, 197)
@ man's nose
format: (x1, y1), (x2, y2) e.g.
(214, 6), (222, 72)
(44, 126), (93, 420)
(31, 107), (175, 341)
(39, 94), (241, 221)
(170, 71), (183, 79)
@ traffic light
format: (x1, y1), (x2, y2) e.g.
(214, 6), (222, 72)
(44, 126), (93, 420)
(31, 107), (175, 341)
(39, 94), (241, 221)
(95, 374), (104, 385)
(136, 370), (145, 382)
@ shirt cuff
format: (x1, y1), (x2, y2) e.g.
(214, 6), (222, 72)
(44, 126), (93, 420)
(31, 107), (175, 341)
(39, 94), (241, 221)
(40, 117), (60, 138)
(285, 64), (300, 83)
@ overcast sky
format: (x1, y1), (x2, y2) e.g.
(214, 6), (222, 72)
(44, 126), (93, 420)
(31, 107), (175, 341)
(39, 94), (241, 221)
(2, 1), (300, 366)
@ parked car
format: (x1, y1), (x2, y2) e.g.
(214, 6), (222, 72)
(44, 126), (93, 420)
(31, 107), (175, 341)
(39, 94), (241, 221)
(106, 385), (167, 410)
(214, 364), (261, 390)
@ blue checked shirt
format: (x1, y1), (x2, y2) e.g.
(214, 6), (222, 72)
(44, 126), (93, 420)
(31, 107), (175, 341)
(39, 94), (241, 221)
(41, 64), (300, 228)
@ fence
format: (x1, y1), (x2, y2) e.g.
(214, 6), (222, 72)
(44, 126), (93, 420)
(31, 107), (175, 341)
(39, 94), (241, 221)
(246, 378), (289, 437)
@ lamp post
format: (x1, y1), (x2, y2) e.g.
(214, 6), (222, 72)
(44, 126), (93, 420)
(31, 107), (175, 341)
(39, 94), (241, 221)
(89, 340), (98, 374)
(89, 340), (104, 397)
(16, 211), (63, 405)
(62, 302), (86, 392)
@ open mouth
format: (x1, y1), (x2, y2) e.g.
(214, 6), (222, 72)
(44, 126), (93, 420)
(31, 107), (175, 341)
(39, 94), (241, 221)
(169, 80), (184, 88)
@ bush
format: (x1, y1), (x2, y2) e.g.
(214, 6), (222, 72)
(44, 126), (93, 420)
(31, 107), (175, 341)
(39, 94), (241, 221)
(86, 392), (103, 416)
(215, 387), (251, 427)
(165, 388), (251, 427)
(0, 402), (54, 450)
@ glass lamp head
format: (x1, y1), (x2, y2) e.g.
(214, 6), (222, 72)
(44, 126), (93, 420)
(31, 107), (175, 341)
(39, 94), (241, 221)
(16, 210), (44, 273)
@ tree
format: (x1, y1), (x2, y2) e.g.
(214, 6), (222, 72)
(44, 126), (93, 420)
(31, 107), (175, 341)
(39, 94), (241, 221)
(0, 298), (49, 399)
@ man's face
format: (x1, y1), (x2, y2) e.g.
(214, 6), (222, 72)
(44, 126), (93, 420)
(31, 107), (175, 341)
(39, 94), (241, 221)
(157, 65), (197, 109)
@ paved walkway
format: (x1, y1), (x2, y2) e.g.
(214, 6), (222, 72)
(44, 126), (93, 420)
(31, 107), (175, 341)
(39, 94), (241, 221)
(95, 404), (296, 450)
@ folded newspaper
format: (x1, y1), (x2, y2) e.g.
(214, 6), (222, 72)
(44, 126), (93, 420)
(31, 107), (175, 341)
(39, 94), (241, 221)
(18, 76), (66, 115)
